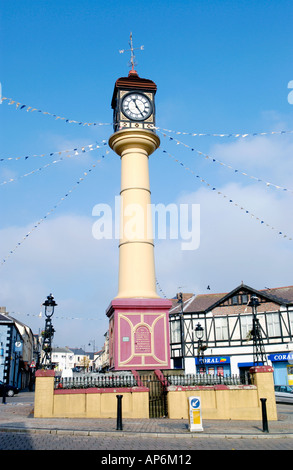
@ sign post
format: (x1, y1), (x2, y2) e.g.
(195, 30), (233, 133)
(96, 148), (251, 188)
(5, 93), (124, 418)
(188, 396), (203, 432)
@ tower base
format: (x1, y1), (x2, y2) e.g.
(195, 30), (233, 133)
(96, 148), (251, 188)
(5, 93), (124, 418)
(106, 298), (172, 371)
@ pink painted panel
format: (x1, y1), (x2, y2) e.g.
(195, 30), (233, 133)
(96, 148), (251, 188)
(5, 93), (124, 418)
(107, 298), (172, 370)
(153, 316), (167, 362)
(119, 316), (132, 363)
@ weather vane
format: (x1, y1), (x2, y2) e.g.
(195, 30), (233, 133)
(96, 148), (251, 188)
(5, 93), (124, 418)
(119, 32), (144, 71)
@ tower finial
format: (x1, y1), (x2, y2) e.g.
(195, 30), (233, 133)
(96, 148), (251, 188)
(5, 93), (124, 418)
(119, 32), (144, 74)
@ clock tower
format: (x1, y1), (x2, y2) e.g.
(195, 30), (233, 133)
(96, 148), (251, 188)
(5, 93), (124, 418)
(111, 69), (156, 133)
(106, 56), (172, 371)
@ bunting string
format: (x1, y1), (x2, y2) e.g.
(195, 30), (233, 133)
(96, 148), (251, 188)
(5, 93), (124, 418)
(0, 158), (63, 186)
(158, 130), (293, 195)
(155, 277), (167, 299)
(0, 140), (108, 162)
(8, 310), (98, 322)
(3, 95), (293, 138)
(0, 143), (107, 186)
(1, 96), (111, 127)
(1, 150), (110, 266)
(157, 126), (293, 139)
(161, 148), (292, 241)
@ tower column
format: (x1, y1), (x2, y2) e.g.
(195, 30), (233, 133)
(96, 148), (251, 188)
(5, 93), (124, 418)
(109, 129), (160, 299)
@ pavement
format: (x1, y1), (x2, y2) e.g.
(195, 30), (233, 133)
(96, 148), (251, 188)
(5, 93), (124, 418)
(0, 398), (292, 439)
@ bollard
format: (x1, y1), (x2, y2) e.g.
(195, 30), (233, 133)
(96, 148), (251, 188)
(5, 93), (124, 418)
(260, 398), (269, 433)
(116, 395), (123, 430)
(2, 385), (7, 404)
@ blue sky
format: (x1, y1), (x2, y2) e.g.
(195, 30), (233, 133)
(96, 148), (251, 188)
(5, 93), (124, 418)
(1, 0), (293, 350)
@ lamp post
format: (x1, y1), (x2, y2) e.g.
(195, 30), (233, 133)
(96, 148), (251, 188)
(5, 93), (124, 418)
(40, 294), (57, 369)
(177, 293), (185, 370)
(195, 322), (205, 372)
(248, 295), (267, 366)
(88, 340), (96, 352)
(88, 340), (96, 371)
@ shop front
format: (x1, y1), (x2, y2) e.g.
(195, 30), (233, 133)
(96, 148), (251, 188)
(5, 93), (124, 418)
(195, 356), (231, 376)
(237, 362), (258, 384)
(268, 352), (293, 386)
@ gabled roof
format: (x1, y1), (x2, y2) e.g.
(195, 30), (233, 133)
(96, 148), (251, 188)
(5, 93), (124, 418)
(52, 347), (73, 354)
(169, 294), (198, 314)
(69, 348), (86, 355)
(169, 284), (293, 315)
(259, 286), (293, 304)
(0, 313), (14, 323)
(6, 315), (34, 336)
(205, 284), (289, 313)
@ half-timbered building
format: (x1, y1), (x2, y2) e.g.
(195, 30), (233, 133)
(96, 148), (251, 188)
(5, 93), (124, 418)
(169, 284), (293, 386)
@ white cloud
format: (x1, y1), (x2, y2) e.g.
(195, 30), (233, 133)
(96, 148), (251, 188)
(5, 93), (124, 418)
(209, 134), (293, 189)
(0, 214), (118, 348)
(155, 180), (293, 298)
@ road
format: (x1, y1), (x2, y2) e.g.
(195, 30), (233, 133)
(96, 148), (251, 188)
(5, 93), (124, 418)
(4, 390), (35, 404)
(1, 391), (292, 452)
(0, 431), (292, 451)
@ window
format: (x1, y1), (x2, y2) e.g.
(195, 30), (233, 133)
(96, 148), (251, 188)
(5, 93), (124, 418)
(215, 317), (228, 341)
(170, 320), (181, 343)
(232, 296), (238, 305)
(173, 357), (182, 369)
(242, 294), (248, 304)
(241, 315), (253, 339)
(217, 366), (224, 377)
(267, 313), (281, 337)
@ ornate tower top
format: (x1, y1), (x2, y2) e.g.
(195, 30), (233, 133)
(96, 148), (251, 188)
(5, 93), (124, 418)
(119, 32), (144, 74)
(111, 36), (157, 133)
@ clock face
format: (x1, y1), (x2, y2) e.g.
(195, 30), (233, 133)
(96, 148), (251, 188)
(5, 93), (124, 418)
(121, 92), (152, 121)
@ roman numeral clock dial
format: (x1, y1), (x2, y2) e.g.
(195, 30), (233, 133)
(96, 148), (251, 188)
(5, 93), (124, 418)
(121, 92), (152, 121)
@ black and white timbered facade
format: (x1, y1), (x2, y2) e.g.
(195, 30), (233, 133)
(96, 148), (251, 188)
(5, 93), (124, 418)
(169, 284), (293, 386)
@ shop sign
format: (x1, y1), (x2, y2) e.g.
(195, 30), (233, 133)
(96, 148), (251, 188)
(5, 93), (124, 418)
(269, 352), (293, 363)
(195, 356), (230, 365)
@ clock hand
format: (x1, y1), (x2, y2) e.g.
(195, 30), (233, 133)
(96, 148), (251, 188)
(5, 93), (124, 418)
(134, 99), (143, 114)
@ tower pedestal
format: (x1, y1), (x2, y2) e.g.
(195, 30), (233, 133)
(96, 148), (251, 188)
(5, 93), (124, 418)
(106, 298), (172, 371)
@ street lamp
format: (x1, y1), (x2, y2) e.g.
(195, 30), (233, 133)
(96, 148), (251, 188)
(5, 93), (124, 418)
(43, 293), (57, 317)
(248, 295), (267, 366)
(195, 322), (204, 340)
(88, 339), (96, 371)
(88, 339), (96, 352)
(195, 322), (205, 372)
(40, 294), (57, 369)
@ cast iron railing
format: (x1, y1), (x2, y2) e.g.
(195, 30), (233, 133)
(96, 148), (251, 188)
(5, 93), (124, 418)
(166, 373), (251, 386)
(54, 373), (137, 390)
(54, 372), (251, 390)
